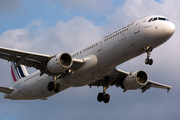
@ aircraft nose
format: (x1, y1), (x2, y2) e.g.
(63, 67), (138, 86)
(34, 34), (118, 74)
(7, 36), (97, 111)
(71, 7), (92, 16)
(163, 22), (175, 36)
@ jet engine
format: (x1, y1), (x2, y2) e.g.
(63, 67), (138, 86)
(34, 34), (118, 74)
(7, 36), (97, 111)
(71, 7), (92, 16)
(123, 71), (148, 90)
(47, 53), (73, 74)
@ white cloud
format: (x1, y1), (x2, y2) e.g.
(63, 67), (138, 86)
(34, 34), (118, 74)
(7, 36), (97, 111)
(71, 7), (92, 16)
(46, 16), (105, 53)
(108, 0), (180, 28)
(0, 28), (31, 50)
(30, 18), (44, 27)
(0, 16), (105, 55)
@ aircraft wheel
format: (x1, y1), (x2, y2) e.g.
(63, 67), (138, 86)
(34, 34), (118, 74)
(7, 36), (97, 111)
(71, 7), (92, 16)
(145, 58), (149, 65)
(149, 59), (153, 65)
(47, 82), (54, 91)
(54, 83), (60, 93)
(103, 94), (110, 103)
(97, 93), (103, 102)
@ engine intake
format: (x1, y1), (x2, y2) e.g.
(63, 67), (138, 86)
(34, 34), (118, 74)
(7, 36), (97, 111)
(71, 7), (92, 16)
(123, 71), (148, 90)
(47, 53), (73, 74)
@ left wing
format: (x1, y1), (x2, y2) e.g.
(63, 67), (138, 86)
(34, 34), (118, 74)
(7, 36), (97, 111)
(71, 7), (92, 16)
(0, 47), (84, 76)
(0, 47), (51, 71)
(89, 68), (172, 93)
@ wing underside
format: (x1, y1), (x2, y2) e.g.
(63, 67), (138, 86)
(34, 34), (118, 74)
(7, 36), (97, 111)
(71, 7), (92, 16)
(0, 47), (51, 70)
(0, 47), (84, 76)
(89, 68), (172, 93)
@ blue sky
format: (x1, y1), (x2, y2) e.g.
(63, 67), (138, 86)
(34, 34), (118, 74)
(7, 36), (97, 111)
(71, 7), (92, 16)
(0, 0), (125, 34)
(0, 0), (180, 120)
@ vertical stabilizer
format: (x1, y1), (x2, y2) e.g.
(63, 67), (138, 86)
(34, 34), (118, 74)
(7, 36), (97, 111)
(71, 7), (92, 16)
(11, 62), (29, 85)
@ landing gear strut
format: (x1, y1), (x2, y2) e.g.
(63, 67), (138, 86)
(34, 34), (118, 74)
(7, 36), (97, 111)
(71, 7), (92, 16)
(145, 46), (153, 65)
(47, 70), (71, 93)
(97, 78), (110, 103)
(47, 75), (60, 93)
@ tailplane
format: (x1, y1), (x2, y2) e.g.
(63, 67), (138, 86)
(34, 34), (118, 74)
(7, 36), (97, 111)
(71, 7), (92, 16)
(11, 62), (29, 85)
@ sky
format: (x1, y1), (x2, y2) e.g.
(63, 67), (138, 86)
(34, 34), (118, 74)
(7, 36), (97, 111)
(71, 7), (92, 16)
(0, 0), (180, 120)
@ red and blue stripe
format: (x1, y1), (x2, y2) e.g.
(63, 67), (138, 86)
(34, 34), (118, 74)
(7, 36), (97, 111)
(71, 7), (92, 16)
(11, 62), (28, 82)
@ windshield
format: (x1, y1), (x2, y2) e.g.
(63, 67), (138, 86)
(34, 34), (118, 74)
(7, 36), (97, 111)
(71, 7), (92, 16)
(148, 17), (169, 22)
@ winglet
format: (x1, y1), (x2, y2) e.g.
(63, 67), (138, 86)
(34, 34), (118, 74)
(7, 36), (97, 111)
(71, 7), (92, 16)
(167, 87), (172, 93)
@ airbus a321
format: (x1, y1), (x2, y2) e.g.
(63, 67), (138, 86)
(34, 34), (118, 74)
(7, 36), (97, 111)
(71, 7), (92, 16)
(0, 15), (175, 103)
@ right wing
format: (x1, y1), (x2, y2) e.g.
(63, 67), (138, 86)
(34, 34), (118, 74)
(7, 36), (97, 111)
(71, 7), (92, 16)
(0, 86), (14, 94)
(141, 80), (172, 93)
(89, 68), (172, 93)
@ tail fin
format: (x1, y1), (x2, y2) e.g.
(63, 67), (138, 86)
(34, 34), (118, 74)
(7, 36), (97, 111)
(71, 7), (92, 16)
(11, 62), (29, 85)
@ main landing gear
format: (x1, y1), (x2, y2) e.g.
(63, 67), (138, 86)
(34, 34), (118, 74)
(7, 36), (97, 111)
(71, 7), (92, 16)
(97, 79), (110, 103)
(47, 70), (71, 93)
(97, 92), (110, 104)
(47, 75), (60, 93)
(145, 46), (153, 65)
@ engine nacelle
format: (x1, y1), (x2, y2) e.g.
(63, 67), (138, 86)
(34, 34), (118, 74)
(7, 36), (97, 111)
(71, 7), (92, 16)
(47, 53), (73, 74)
(123, 71), (148, 90)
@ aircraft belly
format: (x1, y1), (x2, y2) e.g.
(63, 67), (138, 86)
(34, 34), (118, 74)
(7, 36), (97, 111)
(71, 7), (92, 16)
(58, 68), (102, 87)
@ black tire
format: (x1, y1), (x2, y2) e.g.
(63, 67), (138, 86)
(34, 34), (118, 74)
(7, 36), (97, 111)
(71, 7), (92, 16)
(54, 83), (60, 93)
(97, 93), (103, 102)
(149, 59), (153, 65)
(103, 94), (110, 103)
(47, 82), (54, 91)
(145, 58), (149, 65)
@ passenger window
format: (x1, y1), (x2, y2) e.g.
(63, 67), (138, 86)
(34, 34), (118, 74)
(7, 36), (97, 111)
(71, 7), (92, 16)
(153, 17), (157, 21)
(148, 18), (153, 22)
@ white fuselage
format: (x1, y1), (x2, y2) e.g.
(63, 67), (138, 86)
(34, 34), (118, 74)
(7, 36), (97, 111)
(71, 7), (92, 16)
(4, 15), (175, 100)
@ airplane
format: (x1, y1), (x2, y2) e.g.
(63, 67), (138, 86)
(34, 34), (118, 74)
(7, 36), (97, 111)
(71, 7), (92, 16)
(0, 15), (175, 103)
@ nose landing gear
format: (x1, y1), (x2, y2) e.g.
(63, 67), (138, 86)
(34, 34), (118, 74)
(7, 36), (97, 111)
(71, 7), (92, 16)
(145, 46), (153, 65)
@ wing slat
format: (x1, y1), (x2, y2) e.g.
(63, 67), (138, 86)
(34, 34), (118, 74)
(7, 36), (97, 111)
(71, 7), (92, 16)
(0, 47), (50, 61)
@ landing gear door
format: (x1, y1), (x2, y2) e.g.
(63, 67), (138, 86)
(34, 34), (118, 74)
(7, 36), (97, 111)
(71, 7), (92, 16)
(97, 40), (102, 53)
(134, 20), (141, 34)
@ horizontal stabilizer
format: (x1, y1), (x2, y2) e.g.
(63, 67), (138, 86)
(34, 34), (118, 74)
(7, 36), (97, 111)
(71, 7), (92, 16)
(41, 98), (48, 100)
(0, 86), (14, 94)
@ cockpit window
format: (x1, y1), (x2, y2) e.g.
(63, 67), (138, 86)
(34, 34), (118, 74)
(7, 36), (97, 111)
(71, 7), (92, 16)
(152, 17), (157, 21)
(148, 17), (169, 22)
(148, 18), (153, 22)
(158, 17), (166, 21)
